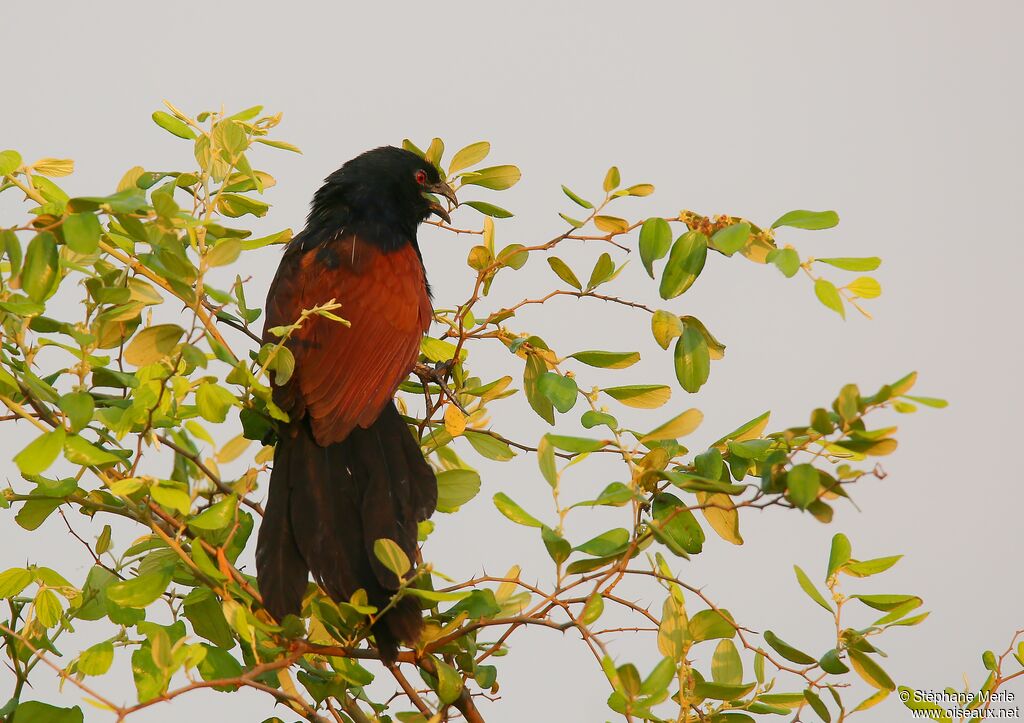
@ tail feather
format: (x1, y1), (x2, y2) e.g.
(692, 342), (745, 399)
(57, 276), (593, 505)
(255, 400), (436, 664)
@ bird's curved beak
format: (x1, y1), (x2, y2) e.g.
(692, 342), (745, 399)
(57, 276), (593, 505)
(425, 180), (458, 224)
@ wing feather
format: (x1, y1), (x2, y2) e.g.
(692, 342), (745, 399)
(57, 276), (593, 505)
(264, 234), (431, 444)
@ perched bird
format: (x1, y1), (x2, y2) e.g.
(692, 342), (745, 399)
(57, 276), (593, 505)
(255, 146), (456, 663)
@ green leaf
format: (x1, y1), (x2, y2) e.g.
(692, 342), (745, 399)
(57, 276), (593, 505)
(659, 231), (707, 299)
(767, 247), (801, 277)
(580, 593), (604, 625)
(848, 649), (895, 690)
(150, 485), (191, 515)
(523, 354), (555, 425)
(34, 588), (63, 627)
(546, 434), (603, 456)
(651, 310), (683, 350)
(569, 350), (640, 369)
(843, 555), (902, 577)
(373, 538), (411, 578)
(581, 411), (618, 430)
(64, 435), (121, 467)
(436, 469), (481, 513)
(446, 589), (501, 619)
(771, 209), (839, 230)
(814, 279), (845, 318)
(537, 436), (558, 487)
(712, 639), (743, 685)
(183, 590), (235, 648)
(15, 499), (61, 531)
(787, 464), (821, 509)
(819, 649), (850, 674)
(575, 528), (629, 556)
(657, 596), (692, 659)
(561, 185), (593, 209)
(196, 382), (236, 423)
(2, 228), (22, 278)
(0, 149), (22, 176)
(793, 565), (833, 612)
(463, 165), (520, 190)
(432, 658), (464, 704)
(538, 372), (578, 413)
(603, 384), (671, 409)
(641, 657), (676, 697)
(58, 392), (94, 432)
(206, 238), (241, 268)
(651, 492), (704, 556)
(903, 395), (948, 408)
(151, 111), (196, 139)
(68, 189), (146, 213)
(817, 256), (881, 271)
(423, 137), (444, 167)
(711, 222), (751, 256)
(253, 138), (301, 153)
(13, 702), (83, 723)
(125, 324), (184, 366)
(586, 251), (616, 289)
(197, 645), (243, 690)
(107, 566), (173, 608)
(639, 217), (672, 277)
(420, 337), (462, 363)
(62, 212), (102, 254)
(463, 200), (513, 218)
(547, 256), (581, 290)
(77, 641), (114, 676)
(674, 322), (711, 394)
(216, 193), (269, 218)
(0, 568), (33, 598)
(827, 533), (852, 579)
(851, 594), (921, 611)
(540, 525), (570, 565)
(448, 141), (490, 174)
(189, 497), (236, 531)
(763, 630), (816, 664)
(405, 588), (471, 604)
(692, 679), (755, 701)
(21, 232), (60, 302)
(464, 431), (515, 460)
(14, 428), (66, 476)
(689, 609), (735, 641)
(493, 493), (543, 528)
(804, 689), (831, 722)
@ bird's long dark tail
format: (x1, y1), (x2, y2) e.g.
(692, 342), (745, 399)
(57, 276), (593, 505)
(255, 401), (437, 664)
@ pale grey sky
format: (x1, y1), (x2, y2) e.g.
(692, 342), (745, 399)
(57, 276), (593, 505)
(1, 2), (1022, 721)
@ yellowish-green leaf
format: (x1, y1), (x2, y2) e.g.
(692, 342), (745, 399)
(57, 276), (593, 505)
(593, 215), (629, 234)
(602, 384), (671, 409)
(569, 350), (640, 369)
(846, 276), (881, 299)
(124, 324), (184, 366)
(448, 141), (490, 175)
(641, 408), (703, 443)
(373, 538), (411, 578)
(814, 279), (845, 318)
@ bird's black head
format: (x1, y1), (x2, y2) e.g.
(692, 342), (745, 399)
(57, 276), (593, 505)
(303, 146), (457, 251)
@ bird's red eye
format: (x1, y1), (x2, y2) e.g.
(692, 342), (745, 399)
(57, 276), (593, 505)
(415, 170), (428, 185)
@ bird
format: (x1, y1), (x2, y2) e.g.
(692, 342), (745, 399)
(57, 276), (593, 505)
(255, 146), (457, 664)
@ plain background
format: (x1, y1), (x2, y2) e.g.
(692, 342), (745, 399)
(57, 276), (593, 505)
(1, 2), (1022, 721)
